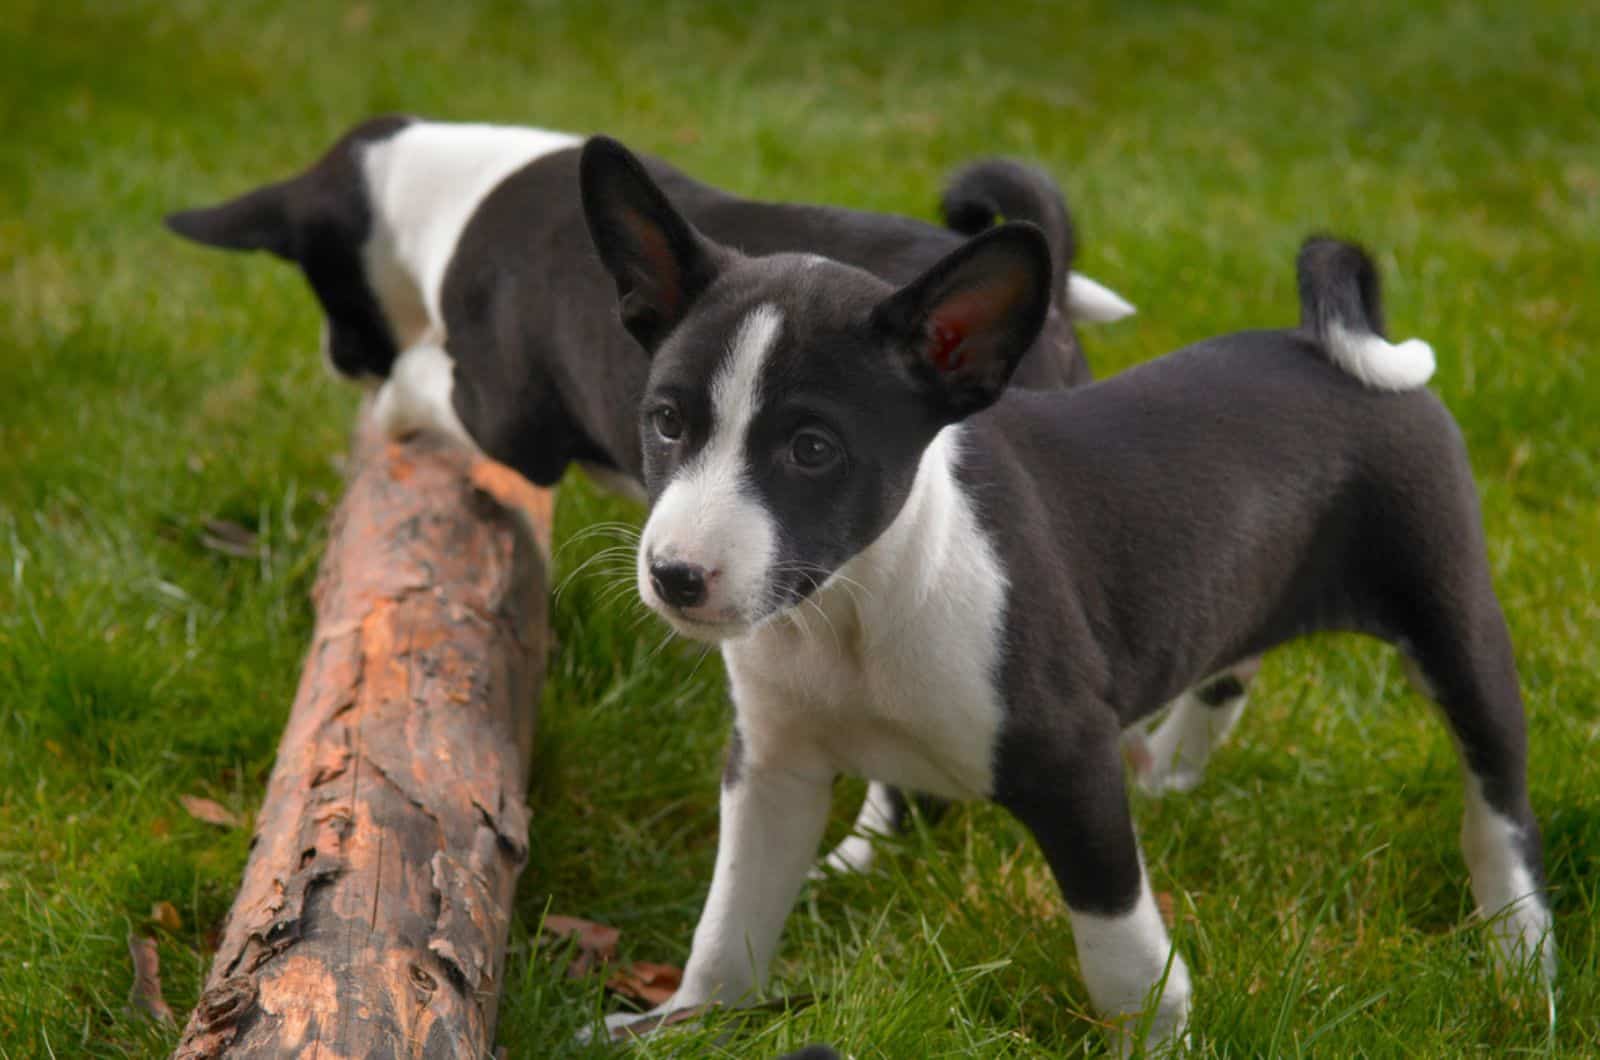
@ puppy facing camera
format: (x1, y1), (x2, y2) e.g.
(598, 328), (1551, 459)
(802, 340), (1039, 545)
(582, 135), (1554, 1054)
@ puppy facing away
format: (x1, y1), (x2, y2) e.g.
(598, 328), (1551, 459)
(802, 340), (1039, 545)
(580, 136), (1555, 1052)
(165, 116), (1135, 500)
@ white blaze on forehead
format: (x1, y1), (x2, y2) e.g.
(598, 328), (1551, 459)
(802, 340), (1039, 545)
(639, 305), (785, 634)
(711, 304), (783, 445)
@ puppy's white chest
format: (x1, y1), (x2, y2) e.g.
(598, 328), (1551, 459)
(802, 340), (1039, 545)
(728, 620), (1003, 800)
(725, 429), (1010, 801)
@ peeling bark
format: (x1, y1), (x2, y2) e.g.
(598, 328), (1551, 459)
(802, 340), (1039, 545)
(175, 423), (551, 1059)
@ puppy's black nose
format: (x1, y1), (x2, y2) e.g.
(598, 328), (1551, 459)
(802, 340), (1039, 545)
(650, 560), (708, 609)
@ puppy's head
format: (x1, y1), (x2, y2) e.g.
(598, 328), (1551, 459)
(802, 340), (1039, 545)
(165, 115), (414, 379)
(581, 137), (1052, 642)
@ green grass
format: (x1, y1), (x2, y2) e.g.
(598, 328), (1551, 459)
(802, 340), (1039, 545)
(3, 0), (1597, 1055)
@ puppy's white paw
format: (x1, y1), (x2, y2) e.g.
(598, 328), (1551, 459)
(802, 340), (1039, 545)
(809, 834), (878, 880)
(1105, 1026), (1191, 1060)
(1123, 728), (1196, 797)
(1147, 761), (1205, 797)
(573, 1005), (691, 1046)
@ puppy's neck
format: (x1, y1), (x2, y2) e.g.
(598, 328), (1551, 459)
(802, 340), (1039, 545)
(359, 121), (580, 346)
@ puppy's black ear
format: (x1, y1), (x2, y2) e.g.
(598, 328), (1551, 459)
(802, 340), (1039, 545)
(871, 221), (1053, 419)
(580, 136), (721, 353)
(165, 182), (295, 260)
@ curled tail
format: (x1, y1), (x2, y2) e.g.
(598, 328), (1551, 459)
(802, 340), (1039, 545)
(1298, 236), (1434, 390)
(942, 159), (1076, 290)
(941, 160), (1132, 325)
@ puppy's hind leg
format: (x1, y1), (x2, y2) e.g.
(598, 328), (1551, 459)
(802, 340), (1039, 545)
(1126, 658), (1260, 796)
(812, 782), (900, 878)
(1404, 617), (1556, 989)
(812, 783), (947, 879)
(1394, 529), (1556, 992)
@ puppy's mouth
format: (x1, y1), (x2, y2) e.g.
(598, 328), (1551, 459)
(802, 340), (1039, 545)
(639, 582), (754, 643)
(657, 610), (752, 642)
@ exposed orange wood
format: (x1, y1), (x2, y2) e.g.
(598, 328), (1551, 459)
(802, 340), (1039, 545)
(175, 425), (552, 1059)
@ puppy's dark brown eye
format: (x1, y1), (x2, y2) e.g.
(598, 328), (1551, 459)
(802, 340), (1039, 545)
(653, 406), (683, 441)
(789, 429), (838, 471)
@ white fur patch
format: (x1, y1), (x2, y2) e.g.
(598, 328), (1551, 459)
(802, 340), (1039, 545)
(1066, 271), (1137, 323)
(638, 305), (783, 635)
(372, 344), (474, 449)
(726, 426), (1009, 803)
(1324, 321), (1436, 390)
(1461, 776), (1556, 982)
(359, 121), (580, 343)
(1070, 872), (1191, 1057)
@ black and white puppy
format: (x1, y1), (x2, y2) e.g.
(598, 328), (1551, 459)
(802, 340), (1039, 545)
(165, 116), (1135, 500)
(581, 137), (1556, 1052)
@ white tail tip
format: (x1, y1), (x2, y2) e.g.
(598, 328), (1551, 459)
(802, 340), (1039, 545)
(1066, 271), (1136, 323)
(1325, 323), (1436, 390)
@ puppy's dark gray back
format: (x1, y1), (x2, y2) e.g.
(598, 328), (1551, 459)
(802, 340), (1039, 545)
(962, 331), (1467, 720)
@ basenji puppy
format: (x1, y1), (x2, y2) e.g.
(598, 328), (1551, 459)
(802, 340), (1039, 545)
(580, 135), (1554, 1053)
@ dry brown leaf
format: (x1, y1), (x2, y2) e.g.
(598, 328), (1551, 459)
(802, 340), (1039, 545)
(180, 795), (240, 829)
(1156, 890), (1175, 926)
(127, 934), (174, 1025)
(606, 960), (683, 1007)
(541, 914), (619, 978)
(150, 901), (182, 933)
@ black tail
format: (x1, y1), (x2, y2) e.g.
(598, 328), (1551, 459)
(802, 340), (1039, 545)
(1296, 235), (1386, 339)
(1296, 235), (1435, 390)
(941, 159), (1076, 303)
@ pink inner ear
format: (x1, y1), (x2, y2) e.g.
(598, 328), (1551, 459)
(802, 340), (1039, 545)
(629, 211), (681, 315)
(928, 319), (967, 370)
(925, 278), (1016, 372)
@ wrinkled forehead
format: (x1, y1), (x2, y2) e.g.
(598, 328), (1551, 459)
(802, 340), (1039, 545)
(649, 255), (897, 406)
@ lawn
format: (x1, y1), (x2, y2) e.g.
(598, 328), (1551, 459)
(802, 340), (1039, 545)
(2, 0), (1596, 1055)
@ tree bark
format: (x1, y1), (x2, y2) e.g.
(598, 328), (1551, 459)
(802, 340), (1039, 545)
(175, 422), (554, 1059)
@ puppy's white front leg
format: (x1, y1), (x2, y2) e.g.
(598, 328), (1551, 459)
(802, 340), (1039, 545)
(604, 744), (833, 1037)
(678, 757), (834, 1004)
(1070, 872), (1190, 1057)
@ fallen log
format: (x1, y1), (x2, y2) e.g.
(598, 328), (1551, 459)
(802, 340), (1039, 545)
(176, 420), (554, 1059)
